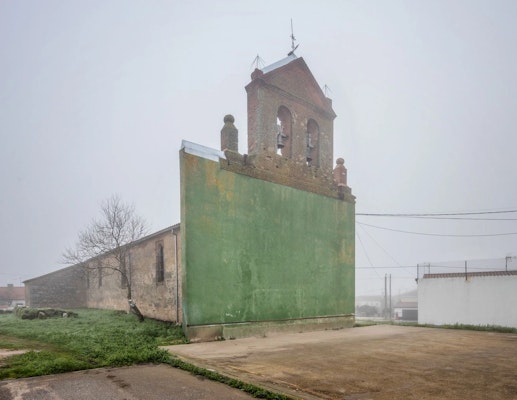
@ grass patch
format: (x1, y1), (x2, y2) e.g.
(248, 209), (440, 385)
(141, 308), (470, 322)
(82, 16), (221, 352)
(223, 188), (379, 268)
(0, 309), (292, 399)
(165, 357), (294, 399)
(354, 320), (517, 334)
(0, 309), (185, 379)
(409, 322), (517, 334)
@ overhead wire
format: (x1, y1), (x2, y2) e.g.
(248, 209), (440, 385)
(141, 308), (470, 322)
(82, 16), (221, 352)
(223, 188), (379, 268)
(354, 208), (517, 291)
(356, 209), (517, 217)
(356, 230), (381, 278)
(356, 221), (517, 237)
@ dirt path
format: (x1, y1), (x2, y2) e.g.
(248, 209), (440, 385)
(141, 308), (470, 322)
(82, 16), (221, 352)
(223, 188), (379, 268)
(166, 325), (517, 400)
(0, 349), (29, 363)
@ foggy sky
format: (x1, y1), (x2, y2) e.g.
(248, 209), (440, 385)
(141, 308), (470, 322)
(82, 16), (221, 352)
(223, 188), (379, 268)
(1, 0), (517, 296)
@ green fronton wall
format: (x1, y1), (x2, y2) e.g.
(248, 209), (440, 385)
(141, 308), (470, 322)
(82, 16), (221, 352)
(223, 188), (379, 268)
(180, 151), (355, 328)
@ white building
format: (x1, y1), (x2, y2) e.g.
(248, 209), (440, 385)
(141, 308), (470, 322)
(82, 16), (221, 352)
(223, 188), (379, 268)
(418, 270), (517, 328)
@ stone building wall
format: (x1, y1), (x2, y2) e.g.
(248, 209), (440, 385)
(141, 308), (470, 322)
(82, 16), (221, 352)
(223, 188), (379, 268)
(24, 265), (87, 309)
(86, 225), (181, 322)
(25, 226), (181, 323)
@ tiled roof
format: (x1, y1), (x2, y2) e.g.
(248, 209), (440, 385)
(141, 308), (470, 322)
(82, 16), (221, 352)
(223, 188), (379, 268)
(423, 270), (517, 279)
(393, 301), (418, 309)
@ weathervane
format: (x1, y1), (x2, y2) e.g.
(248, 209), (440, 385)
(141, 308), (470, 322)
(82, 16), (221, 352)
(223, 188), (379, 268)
(288, 19), (299, 56)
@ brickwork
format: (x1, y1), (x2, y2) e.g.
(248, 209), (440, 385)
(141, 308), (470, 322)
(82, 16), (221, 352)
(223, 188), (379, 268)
(222, 150), (354, 203)
(245, 57), (336, 173)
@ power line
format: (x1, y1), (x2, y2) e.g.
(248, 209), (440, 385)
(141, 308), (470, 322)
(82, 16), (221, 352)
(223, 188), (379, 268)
(356, 265), (415, 269)
(360, 215), (517, 221)
(356, 221), (517, 237)
(356, 209), (517, 217)
(356, 231), (374, 267)
(358, 223), (401, 266)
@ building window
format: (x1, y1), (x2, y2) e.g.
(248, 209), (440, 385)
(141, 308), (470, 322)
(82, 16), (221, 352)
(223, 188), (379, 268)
(98, 267), (103, 287)
(156, 242), (165, 284)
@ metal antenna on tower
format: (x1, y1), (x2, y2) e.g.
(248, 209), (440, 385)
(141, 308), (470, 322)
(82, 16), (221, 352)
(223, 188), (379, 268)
(323, 84), (332, 97)
(288, 19), (299, 56)
(250, 54), (265, 70)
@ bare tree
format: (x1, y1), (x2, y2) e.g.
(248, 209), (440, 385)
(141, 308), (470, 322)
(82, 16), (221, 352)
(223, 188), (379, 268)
(63, 195), (148, 321)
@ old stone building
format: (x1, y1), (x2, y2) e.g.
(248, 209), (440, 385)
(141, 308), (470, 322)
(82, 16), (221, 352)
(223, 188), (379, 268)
(25, 225), (182, 323)
(84, 225), (181, 322)
(25, 52), (355, 341)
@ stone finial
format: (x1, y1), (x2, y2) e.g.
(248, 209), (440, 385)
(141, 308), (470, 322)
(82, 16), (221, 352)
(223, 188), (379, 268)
(251, 68), (264, 80)
(221, 114), (238, 152)
(333, 158), (348, 200)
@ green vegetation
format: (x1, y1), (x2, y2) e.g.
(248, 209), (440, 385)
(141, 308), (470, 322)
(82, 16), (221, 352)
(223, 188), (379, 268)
(408, 322), (517, 334)
(165, 357), (294, 400)
(354, 319), (517, 334)
(0, 309), (292, 399)
(0, 309), (184, 379)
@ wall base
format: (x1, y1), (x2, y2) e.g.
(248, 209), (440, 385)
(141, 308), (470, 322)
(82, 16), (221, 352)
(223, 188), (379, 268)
(184, 314), (355, 342)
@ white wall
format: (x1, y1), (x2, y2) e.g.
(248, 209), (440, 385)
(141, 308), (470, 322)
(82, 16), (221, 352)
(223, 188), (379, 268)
(418, 274), (517, 328)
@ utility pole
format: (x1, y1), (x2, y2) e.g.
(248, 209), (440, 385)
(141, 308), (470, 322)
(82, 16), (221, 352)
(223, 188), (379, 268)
(389, 274), (392, 321)
(384, 274), (388, 320)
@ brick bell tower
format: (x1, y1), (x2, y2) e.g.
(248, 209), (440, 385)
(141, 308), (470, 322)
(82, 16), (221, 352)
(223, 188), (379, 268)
(245, 54), (336, 173)
(220, 53), (353, 202)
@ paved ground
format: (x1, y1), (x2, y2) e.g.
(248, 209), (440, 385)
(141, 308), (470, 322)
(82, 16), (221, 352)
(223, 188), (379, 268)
(0, 364), (254, 400)
(165, 324), (517, 400)
(2, 325), (517, 399)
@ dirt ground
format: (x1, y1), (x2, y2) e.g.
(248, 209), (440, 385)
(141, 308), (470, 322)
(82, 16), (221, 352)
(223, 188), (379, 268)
(166, 325), (517, 400)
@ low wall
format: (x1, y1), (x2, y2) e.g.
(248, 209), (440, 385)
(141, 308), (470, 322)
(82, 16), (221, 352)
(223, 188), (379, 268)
(418, 272), (517, 328)
(185, 314), (355, 342)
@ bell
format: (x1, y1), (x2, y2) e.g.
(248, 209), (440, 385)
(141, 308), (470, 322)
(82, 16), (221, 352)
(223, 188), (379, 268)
(277, 132), (285, 149)
(306, 133), (313, 162)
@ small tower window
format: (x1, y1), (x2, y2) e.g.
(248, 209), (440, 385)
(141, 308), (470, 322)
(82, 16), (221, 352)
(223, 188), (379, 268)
(276, 106), (292, 157)
(306, 119), (320, 166)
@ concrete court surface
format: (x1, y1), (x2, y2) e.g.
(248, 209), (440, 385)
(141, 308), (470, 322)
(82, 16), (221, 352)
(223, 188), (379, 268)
(165, 324), (517, 400)
(0, 364), (254, 400)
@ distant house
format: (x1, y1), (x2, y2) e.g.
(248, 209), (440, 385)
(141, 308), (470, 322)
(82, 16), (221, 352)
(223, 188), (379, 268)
(0, 284), (25, 310)
(418, 270), (517, 328)
(393, 301), (418, 321)
(393, 289), (418, 321)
